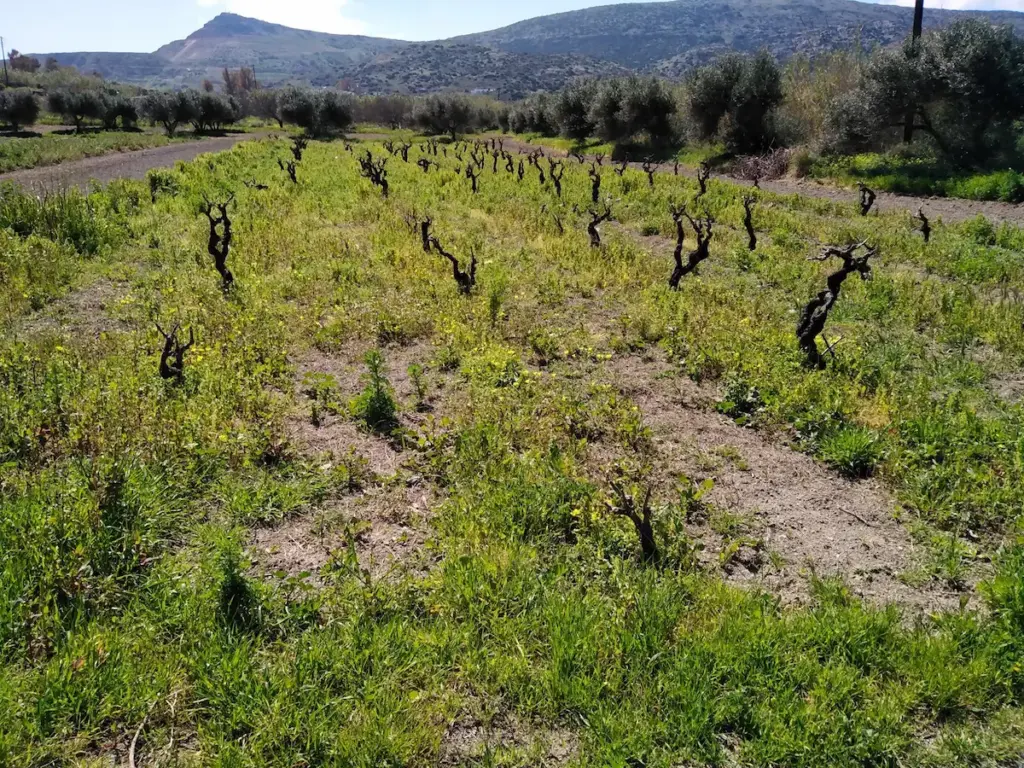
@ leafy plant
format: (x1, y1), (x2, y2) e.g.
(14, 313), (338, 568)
(820, 426), (884, 479)
(350, 349), (398, 434)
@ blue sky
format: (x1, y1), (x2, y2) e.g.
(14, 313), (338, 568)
(5, 0), (1023, 54)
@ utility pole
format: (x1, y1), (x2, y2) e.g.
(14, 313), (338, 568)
(903, 0), (925, 143)
(1, 37), (9, 87)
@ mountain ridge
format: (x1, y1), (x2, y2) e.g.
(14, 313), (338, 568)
(30, 1), (1024, 95)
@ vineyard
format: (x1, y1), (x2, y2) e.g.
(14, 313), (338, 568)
(2, 132), (1024, 766)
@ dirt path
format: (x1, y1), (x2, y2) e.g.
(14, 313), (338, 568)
(0, 133), (269, 191)
(499, 137), (1024, 226)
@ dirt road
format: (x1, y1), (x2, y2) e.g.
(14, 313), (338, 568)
(0, 133), (268, 191)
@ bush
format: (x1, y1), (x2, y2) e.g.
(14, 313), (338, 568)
(0, 89), (40, 131)
(46, 89), (105, 132)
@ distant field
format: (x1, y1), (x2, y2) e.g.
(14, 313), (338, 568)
(0, 131), (175, 173)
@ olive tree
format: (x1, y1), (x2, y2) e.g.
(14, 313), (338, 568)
(413, 93), (473, 140)
(589, 79), (627, 143)
(191, 91), (241, 132)
(687, 51), (782, 153)
(355, 95), (412, 129)
(826, 20), (1024, 166)
(277, 88), (353, 136)
(316, 91), (354, 135)
(553, 79), (597, 140)
(140, 91), (199, 136)
(248, 89), (283, 128)
(0, 89), (40, 131)
(278, 88), (318, 132)
(100, 94), (138, 130)
(47, 90), (105, 133)
(619, 76), (678, 145)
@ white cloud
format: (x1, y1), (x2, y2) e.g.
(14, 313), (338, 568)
(196, 0), (368, 35)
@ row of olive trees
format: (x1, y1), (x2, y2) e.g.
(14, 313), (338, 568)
(247, 89), (499, 139)
(0, 86), (245, 136)
(46, 90), (141, 132)
(0, 87), (139, 133)
(242, 88), (355, 136)
(138, 90), (244, 136)
(504, 76), (680, 147)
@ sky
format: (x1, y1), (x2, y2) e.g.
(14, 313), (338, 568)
(3, 0), (1023, 55)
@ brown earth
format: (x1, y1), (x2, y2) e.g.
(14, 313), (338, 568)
(440, 713), (579, 767)
(597, 353), (974, 613)
(250, 340), (453, 584)
(251, 482), (437, 584)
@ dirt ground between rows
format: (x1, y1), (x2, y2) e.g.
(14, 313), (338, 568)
(252, 340), (453, 584)
(595, 352), (974, 613)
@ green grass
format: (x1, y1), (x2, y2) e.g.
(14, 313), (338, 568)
(0, 131), (175, 173)
(501, 132), (617, 158)
(812, 152), (1024, 203)
(501, 133), (725, 166)
(1, 136), (1023, 765)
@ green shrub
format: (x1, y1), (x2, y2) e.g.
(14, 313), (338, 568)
(820, 426), (884, 479)
(349, 349), (398, 434)
(0, 183), (121, 254)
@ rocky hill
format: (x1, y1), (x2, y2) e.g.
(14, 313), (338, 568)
(33, 1), (1024, 93)
(454, 0), (1024, 71)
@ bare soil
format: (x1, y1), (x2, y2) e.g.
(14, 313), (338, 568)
(11, 278), (130, 340)
(252, 340), (453, 584)
(251, 482), (437, 584)
(441, 713), (579, 767)
(598, 353), (972, 612)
